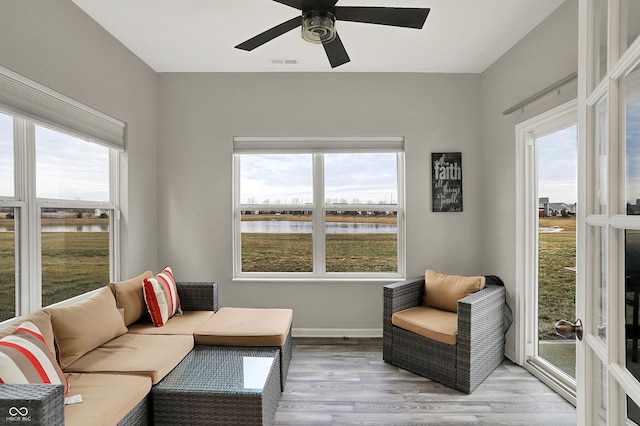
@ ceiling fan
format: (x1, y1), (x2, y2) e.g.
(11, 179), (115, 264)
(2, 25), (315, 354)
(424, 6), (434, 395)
(235, 0), (431, 68)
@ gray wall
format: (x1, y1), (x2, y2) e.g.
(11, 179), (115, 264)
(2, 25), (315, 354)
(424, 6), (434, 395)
(0, 0), (160, 278)
(157, 73), (483, 335)
(0, 0), (579, 357)
(479, 0), (579, 356)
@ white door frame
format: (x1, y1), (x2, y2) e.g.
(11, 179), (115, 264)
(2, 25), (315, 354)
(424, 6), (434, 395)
(515, 99), (579, 404)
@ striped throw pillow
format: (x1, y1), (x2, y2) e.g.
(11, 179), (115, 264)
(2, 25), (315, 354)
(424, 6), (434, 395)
(0, 321), (69, 394)
(143, 266), (182, 327)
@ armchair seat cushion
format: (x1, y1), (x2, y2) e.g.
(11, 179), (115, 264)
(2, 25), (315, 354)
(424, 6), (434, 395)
(392, 306), (458, 345)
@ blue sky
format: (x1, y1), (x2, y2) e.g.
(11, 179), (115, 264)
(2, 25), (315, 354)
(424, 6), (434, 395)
(537, 125), (578, 204)
(0, 112), (13, 197)
(0, 114), (109, 201)
(239, 152), (398, 205)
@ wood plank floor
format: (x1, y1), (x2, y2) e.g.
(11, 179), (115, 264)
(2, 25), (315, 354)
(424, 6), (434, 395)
(274, 338), (576, 425)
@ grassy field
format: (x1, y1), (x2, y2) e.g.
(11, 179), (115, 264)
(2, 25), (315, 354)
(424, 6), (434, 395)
(538, 216), (576, 340)
(0, 219), (109, 322)
(0, 213), (574, 333)
(241, 232), (397, 272)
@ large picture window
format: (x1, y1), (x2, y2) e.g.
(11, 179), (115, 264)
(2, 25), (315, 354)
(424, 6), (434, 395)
(0, 66), (124, 322)
(233, 137), (404, 279)
(0, 115), (118, 321)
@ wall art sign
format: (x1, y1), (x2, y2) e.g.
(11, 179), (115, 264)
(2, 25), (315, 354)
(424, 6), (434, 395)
(432, 152), (463, 212)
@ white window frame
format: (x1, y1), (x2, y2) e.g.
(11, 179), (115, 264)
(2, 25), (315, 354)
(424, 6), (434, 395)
(0, 112), (121, 318)
(232, 137), (405, 281)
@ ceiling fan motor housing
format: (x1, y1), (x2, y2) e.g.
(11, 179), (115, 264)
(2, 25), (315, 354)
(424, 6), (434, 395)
(302, 10), (336, 44)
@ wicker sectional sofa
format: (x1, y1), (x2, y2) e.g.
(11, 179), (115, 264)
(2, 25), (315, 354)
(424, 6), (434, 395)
(0, 272), (293, 426)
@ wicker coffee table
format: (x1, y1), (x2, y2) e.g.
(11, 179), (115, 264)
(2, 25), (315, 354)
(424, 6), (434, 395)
(152, 345), (281, 426)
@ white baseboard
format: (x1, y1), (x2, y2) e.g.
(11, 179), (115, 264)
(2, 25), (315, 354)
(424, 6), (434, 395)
(292, 328), (382, 338)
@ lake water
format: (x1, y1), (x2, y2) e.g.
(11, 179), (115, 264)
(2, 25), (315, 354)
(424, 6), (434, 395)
(242, 221), (396, 234)
(0, 222), (395, 233)
(0, 225), (109, 232)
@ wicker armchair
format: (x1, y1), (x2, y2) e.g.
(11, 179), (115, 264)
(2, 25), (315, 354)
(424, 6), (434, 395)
(383, 276), (506, 393)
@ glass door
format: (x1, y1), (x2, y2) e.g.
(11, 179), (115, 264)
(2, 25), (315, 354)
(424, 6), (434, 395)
(578, 1), (640, 424)
(537, 125), (579, 380)
(516, 101), (578, 402)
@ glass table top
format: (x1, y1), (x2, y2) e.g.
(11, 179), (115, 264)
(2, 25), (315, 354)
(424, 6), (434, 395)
(153, 345), (279, 394)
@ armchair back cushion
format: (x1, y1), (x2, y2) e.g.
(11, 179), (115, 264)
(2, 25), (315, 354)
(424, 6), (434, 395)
(422, 269), (485, 312)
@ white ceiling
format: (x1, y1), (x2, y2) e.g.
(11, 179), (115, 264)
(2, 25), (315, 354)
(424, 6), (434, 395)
(71, 0), (565, 73)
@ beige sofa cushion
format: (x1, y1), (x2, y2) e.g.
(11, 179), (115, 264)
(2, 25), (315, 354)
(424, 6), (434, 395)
(47, 287), (128, 369)
(423, 269), (485, 313)
(0, 310), (55, 353)
(127, 310), (214, 335)
(194, 307), (293, 346)
(65, 373), (151, 426)
(64, 333), (193, 384)
(108, 270), (153, 326)
(392, 305), (458, 345)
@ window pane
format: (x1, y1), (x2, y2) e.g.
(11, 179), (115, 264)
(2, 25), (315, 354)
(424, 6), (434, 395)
(41, 208), (110, 306)
(0, 112), (13, 198)
(594, 96), (608, 215)
(325, 153), (398, 205)
(626, 65), (640, 214)
(0, 207), (16, 321)
(325, 210), (397, 273)
(35, 125), (109, 201)
(594, 358), (607, 425)
(240, 210), (312, 272)
(621, 0), (640, 56)
(593, 227), (607, 342)
(626, 230), (640, 384)
(239, 154), (312, 205)
(592, 0), (608, 88)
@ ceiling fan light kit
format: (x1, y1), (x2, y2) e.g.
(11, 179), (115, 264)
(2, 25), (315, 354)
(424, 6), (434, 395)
(235, 0), (431, 69)
(302, 11), (336, 44)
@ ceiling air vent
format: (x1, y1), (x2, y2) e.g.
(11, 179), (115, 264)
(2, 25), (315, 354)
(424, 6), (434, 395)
(269, 58), (299, 65)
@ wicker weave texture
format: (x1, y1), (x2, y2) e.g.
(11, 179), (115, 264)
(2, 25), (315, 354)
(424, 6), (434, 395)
(0, 384), (64, 426)
(152, 346), (281, 425)
(176, 282), (218, 312)
(383, 277), (506, 393)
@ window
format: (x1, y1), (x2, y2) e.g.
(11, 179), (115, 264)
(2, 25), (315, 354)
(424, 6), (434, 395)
(0, 115), (119, 320)
(0, 66), (124, 321)
(233, 137), (404, 279)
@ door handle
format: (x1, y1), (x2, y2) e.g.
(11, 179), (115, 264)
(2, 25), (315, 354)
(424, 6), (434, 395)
(555, 319), (583, 341)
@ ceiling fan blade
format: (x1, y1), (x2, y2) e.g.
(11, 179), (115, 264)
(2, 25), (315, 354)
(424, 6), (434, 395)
(235, 16), (302, 51)
(322, 33), (350, 68)
(273, 0), (339, 10)
(334, 7), (430, 29)
(273, 0), (305, 10)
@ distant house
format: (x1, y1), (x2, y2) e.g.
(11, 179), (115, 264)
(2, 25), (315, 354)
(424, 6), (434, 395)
(539, 197), (550, 217)
(539, 198), (577, 217)
(549, 202), (577, 216)
(628, 199), (640, 215)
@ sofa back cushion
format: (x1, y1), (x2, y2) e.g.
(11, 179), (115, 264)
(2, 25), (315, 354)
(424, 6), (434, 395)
(422, 269), (485, 313)
(108, 270), (153, 326)
(47, 286), (128, 369)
